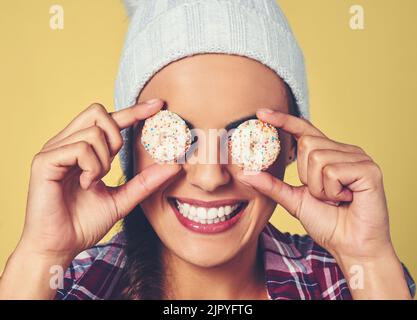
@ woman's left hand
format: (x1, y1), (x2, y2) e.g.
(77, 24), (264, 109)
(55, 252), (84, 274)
(239, 111), (392, 257)
(237, 108), (393, 264)
(237, 108), (412, 299)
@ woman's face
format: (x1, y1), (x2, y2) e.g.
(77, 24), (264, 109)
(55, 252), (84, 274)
(133, 53), (293, 267)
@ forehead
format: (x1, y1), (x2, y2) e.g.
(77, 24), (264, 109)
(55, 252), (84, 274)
(138, 53), (290, 128)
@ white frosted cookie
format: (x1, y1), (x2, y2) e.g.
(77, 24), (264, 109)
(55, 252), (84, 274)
(141, 110), (192, 163)
(229, 119), (280, 171)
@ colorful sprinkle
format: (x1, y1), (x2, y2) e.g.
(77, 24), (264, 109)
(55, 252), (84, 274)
(229, 119), (280, 171)
(141, 110), (192, 163)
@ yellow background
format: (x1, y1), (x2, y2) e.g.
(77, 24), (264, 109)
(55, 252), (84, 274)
(1, 0), (416, 284)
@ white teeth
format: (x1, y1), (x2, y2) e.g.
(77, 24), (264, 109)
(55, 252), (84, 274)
(207, 208), (218, 219)
(189, 206), (197, 217)
(174, 199), (244, 224)
(197, 207), (207, 219)
(217, 206), (225, 218)
(182, 203), (190, 215)
(224, 205), (232, 215)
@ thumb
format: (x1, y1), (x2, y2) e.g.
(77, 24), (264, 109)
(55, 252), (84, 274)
(109, 163), (182, 219)
(236, 171), (303, 218)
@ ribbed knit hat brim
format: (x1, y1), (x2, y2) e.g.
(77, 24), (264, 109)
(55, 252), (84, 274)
(115, 0), (309, 176)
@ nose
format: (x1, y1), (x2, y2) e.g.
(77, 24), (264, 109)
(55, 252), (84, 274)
(184, 163), (231, 192)
(184, 164), (230, 192)
(183, 131), (231, 192)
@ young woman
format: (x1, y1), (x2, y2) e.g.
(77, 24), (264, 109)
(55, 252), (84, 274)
(0, 0), (414, 300)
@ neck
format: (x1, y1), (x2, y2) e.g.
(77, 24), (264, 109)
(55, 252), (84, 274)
(162, 239), (267, 300)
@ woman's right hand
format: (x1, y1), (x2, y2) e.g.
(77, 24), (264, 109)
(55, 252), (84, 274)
(17, 99), (181, 262)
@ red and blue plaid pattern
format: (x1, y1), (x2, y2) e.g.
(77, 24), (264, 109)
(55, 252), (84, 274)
(56, 222), (415, 300)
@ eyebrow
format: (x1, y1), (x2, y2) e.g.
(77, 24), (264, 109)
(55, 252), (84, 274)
(181, 114), (258, 131)
(224, 114), (258, 131)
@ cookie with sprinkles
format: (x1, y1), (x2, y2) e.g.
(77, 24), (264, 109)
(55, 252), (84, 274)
(229, 119), (280, 171)
(141, 110), (192, 163)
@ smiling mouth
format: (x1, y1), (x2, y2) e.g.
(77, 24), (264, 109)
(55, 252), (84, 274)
(167, 197), (249, 234)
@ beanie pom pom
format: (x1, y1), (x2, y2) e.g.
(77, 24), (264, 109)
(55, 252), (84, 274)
(123, 0), (140, 17)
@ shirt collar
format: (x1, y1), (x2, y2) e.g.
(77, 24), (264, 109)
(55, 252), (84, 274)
(106, 222), (303, 301)
(259, 222), (303, 259)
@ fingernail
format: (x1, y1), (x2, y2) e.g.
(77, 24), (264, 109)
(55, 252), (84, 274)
(257, 108), (275, 114)
(324, 200), (340, 207)
(145, 98), (160, 105)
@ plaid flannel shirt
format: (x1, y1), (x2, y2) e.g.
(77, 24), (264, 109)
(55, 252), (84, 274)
(55, 222), (415, 300)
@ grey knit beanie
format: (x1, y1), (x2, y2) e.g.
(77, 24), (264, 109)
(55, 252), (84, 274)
(115, 0), (309, 177)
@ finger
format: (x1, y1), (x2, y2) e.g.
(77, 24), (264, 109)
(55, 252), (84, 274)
(43, 103), (118, 154)
(322, 160), (382, 201)
(44, 99), (163, 157)
(236, 170), (303, 218)
(297, 135), (367, 184)
(33, 141), (102, 189)
(42, 126), (112, 178)
(307, 149), (371, 202)
(110, 98), (164, 129)
(108, 163), (182, 219)
(256, 108), (326, 140)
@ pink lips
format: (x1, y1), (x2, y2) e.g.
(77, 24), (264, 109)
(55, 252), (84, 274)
(168, 197), (248, 234)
